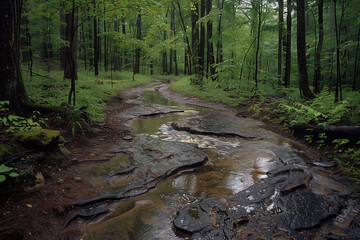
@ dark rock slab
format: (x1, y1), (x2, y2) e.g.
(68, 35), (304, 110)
(63, 204), (109, 228)
(73, 136), (207, 208)
(171, 112), (264, 139)
(174, 166), (353, 239)
(118, 104), (183, 119)
(271, 145), (310, 164)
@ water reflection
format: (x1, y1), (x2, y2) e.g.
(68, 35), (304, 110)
(84, 88), (309, 239)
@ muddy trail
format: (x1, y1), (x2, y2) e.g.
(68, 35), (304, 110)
(1, 80), (360, 240)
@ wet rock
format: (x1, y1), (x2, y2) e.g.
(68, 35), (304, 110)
(311, 161), (336, 168)
(63, 204), (109, 228)
(271, 145), (309, 164)
(171, 112), (263, 139)
(122, 135), (133, 141)
(174, 166), (353, 239)
(118, 104), (183, 119)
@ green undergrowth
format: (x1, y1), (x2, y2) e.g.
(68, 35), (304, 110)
(23, 70), (153, 122)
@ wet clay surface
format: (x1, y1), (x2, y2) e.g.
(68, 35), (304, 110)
(1, 80), (359, 240)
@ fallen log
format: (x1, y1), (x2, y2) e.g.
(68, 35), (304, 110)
(290, 124), (360, 144)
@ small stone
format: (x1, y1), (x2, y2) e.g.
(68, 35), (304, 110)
(311, 161), (336, 168)
(74, 177), (82, 182)
(57, 178), (64, 184)
(123, 135), (133, 141)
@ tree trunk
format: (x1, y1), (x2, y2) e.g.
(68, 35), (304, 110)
(199, 0), (206, 75)
(169, 4), (175, 75)
(64, 7), (78, 81)
(113, 20), (120, 71)
(20, 5), (33, 77)
(334, 0), (341, 102)
(353, 25), (360, 91)
(216, 0), (225, 65)
(254, 0), (262, 89)
(0, 0), (27, 111)
(122, 17), (128, 68)
(296, 0), (314, 99)
(284, 0), (292, 87)
(93, 0), (99, 76)
(103, 5), (108, 71)
(133, 11), (141, 75)
(314, 0), (324, 94)
(163, 29), (168, 74)
(66, 0), (78, 106)
(278, 0), (284, 85)
(206, 0), (216, 81)
(191, 0), (200, 76)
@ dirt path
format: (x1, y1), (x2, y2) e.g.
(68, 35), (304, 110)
(0, 80), (352, 240)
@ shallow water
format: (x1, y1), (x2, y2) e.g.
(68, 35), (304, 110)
(84, 86), (313, 239)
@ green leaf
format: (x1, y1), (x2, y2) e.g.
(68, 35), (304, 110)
(0, 174), (5, 182)
(0, 164), (13, 173)
(9, 172), (19, 177)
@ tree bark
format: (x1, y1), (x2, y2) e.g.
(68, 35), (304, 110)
(216, 0), (225, 65)
(191, 0), (200, 76)
(199, 0), (206, 75)
(122, 17), (128, 69)
(133, 11), (141, 75)
(103, 5), (108, 71)
(314, 0), (324, 94)
(0, 0), (27, 111)
(254, 0), (262, 89)
(93, 0), (99, 76)
(206, 0), (216, 81)
(334, 0), (341, 102)
(284, 0), (292, 88)
(64, 7), (78, 81)
(278, 0), (284, 85)
(296, 0), (314, 99)
(353, 25), (360, 91)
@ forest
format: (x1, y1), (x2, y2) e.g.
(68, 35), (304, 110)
(1, 0), (360, 239)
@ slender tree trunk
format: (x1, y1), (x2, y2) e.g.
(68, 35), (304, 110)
(93, 0), (99, 76)
(334, 0), (341, 102)
(0, 0), (27, 111)
(122, 17), (128, 68)
(353, 25), (360, 91)
(216, 0), (225, 65)
(254, 0), (262, 89)
(284, 0), (292, 87)
(206, 0), (216, 81)
(133, 11), (141, 75)
(296, 0), (314, 99)
(20, 5), (33, 77)
(314, 0), (324, 94)
(199, 0), (206, 75)
(278, 0), (284, 85)
(163, 28), (168, 74)
(113, 20), (120, 71)
(103, 5), (108, 71)
(64, 7), (78, 81)
(66, 0), (78, 106)
(170, 5), (175, 75)
(191, 0), (200, 76)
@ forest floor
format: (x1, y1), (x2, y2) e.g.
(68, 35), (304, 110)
(0, 79), (354, 240)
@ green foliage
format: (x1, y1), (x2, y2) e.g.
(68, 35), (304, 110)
(0, 101), (47, 134)
(0, 164), (19, 183)
(332, 139), (360, 185)
(23, 70), (153, 123)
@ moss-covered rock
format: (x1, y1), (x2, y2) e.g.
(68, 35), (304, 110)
(13, 129), (60, 148)
(0, 144), (16, 160)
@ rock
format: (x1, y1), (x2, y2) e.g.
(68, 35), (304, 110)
(56, 178), (64, 184)
(13, 129), (60, 148)
(74, 177), (82, 182)
(311, 161), (336, 168)
(171, 112), (262, 139)
(122, 135), (133, 141)
(118, 105), (183, 119)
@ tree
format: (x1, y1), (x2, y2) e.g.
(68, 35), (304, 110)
(284, 0), (292, 87)
(254, 0), (263, 89)
(313, 0), (324, 94)
(93, 0), (99, 76)
(133, 11), (141, 75)
(206, 0), (216, 80)
(278, 0), (284, 85)
(190, 0), (202, 85)
(0, 0), (27, 111)
(296, 0), (314, 99)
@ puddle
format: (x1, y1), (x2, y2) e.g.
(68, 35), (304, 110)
(83, 86), (337, 239)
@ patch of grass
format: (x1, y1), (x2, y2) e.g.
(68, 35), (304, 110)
(23, 69), (153, 122)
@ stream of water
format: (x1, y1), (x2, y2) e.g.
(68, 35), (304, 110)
(84, 86), (314, 240)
